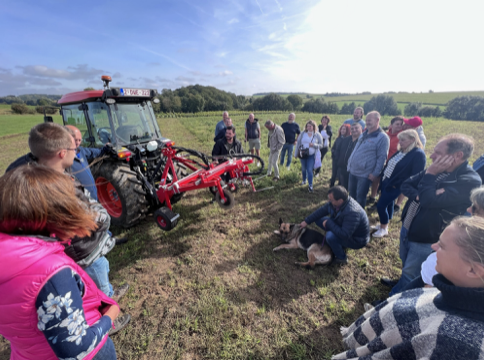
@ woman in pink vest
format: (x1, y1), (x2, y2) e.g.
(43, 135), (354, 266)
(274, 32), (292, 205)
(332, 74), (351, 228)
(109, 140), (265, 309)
(0, 164), (119, 360)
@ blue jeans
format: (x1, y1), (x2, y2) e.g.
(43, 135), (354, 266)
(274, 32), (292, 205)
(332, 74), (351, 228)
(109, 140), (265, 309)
(315, 218), (366, 260)
(280, 143), (294, 167)
(84, 256), (114, 297)
(348, 173), (372, 208)
(93, 337), (117, 360)
(389, 227), (434, 296)
(300, 154), (315, 187)
(376, 181), (401, 224)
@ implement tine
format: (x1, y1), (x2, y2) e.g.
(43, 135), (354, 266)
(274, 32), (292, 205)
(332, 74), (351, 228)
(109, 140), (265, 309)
(254, 186), (274, 193)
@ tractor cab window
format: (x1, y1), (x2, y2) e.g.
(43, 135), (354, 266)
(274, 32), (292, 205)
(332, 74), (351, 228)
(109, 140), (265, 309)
(110, 102), (158, 145)
(86, 102), (114, 146)
(61, 105), (90, 147)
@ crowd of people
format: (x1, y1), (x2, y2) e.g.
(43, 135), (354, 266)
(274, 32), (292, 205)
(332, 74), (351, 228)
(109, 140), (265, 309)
(1, 108), (484, 359)
(211, 109), (484, 358)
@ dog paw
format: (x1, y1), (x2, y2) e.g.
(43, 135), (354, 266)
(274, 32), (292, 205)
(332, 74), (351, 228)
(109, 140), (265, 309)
(273, 230), (280, 235)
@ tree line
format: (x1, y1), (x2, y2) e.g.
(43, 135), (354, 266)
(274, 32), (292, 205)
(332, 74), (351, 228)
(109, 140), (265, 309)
(3, 86), (484, 121)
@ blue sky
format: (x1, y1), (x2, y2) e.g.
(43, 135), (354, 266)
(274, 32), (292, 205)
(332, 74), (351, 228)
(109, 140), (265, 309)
(1, 0), (483, 97)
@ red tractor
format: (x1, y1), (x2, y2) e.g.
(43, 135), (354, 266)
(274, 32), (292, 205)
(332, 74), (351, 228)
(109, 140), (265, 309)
(53, 76), (263, 231)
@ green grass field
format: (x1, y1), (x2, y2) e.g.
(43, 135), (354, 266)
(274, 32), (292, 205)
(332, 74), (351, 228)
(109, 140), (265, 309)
(253, 91), (484, 106)
(0, 112), (483, 359)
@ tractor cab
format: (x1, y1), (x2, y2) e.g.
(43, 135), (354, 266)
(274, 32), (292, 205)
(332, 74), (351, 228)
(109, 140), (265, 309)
(56, 75), (163, 151)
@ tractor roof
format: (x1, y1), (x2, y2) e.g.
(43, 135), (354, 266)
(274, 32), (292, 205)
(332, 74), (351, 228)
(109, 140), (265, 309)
(58, 88), (157, 105)
(58, 90), (104, 105)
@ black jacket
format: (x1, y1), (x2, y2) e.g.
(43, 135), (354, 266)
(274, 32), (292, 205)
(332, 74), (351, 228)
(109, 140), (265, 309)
(5, 153), (36, 173)
(335, 136), (357, 169)
(212, 138), (244, 158)
(305, 197), (370, 246)
(401, 161), (482, 244)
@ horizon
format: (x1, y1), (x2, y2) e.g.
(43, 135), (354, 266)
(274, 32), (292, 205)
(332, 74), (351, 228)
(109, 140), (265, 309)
(1, 0), (483, 97)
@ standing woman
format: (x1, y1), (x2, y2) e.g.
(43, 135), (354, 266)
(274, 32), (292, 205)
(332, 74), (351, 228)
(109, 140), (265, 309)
(314, 115), (333, 178)
(372, 129), (426, 237)
(330, 124), (351, 187)
(0, 165), (119, 360)
(318, 115), (333, 160)
(333, 216), (484, 360)
(295, 120), (323, 192)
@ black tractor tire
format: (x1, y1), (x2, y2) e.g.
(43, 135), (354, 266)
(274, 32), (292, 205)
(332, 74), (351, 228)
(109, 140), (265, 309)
(215, 188), (235, 210)
(153, 207), (178, 231)
(93, 161), (148, 228)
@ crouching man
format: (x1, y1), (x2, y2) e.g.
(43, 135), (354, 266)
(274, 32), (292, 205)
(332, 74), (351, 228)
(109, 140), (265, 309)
(300, 186), (370, 264)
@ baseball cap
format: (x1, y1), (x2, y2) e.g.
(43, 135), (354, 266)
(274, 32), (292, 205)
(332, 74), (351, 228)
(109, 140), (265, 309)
(403, 116), (423, 128)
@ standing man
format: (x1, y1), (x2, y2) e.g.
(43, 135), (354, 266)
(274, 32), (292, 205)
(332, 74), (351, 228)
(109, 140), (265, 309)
(265, 120), (285, 181)
(245, 113), (261, 167)
(347, 111), (390, 208)
(367, 116), (404, 210)
(65, 125), (105, 201)
(280, 113), (300, 170)
(335, 123), (362, 189)
(383, 134), (482, 295)
(214, 111), (230, 141)
(343, 107), (366, 129)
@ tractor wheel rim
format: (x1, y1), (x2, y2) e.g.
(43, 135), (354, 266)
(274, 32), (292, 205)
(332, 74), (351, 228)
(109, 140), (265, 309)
(96, 177), (123, 218)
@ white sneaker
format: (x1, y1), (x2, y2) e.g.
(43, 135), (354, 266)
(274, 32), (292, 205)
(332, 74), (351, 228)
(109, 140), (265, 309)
(370, 224), (381, 231)
(372, 228), (389, 238)
(286, 166), (290, 171)
(315, 173), (320, 178)
(257, 162), (261, 167)
(301, 181), (306, 186)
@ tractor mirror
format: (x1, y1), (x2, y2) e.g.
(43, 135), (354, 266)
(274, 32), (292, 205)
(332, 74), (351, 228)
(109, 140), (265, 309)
(44, 116), (53, 123)
(153, 98), (160, 104)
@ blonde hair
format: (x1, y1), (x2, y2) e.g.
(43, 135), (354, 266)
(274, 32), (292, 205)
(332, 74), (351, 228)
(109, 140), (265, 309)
(452, 216), (484, 266)
(397, 129), (423, 153)
(305, 120), (317, 133)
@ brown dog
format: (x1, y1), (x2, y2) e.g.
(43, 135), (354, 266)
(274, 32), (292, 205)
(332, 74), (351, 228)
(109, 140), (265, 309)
(273, 218), (333, 268)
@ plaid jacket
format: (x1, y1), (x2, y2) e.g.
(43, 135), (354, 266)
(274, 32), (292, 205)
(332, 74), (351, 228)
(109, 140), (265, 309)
(333, 274), (484, 360)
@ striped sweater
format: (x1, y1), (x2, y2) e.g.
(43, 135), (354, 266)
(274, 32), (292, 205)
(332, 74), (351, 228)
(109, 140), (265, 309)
(333, 274), (484, 360)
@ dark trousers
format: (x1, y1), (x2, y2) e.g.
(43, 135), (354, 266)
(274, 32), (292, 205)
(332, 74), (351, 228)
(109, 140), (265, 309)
(314, 147), (329, 176)
(376, 180), (401, 224)
(330, 157), (338, 186)
(336, 167), (349, 189)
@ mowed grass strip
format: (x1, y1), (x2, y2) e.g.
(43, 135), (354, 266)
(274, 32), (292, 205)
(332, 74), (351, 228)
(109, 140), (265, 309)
(1, 115), (483, 359)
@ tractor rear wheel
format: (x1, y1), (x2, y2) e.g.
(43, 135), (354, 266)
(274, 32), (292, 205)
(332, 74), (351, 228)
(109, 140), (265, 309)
(94, 162), (148, 228)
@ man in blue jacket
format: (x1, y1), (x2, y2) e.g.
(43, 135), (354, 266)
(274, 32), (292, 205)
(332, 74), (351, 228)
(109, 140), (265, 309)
(383, 133), (482, 295)
(65, 125), (106, 201)
(347, 111), (390, 208)
(300, 186), (370, 264)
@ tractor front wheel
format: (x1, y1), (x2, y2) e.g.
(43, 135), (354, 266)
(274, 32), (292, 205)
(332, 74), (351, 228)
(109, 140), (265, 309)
(94, 162), (148, 228)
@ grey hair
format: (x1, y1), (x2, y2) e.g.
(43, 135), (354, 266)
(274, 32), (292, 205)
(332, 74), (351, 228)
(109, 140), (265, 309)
(470, 187), (484, 211)
(366, 111), (381, 121)
(288, 113), (296, 120)
(441, 133), (474, 160)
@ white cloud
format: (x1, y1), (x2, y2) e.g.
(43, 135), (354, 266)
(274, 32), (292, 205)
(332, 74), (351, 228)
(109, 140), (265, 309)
(228, 18), (239, 24)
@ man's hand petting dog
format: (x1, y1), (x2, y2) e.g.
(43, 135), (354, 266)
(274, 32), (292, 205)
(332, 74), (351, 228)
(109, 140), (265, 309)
(299, 221), (307, 228)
